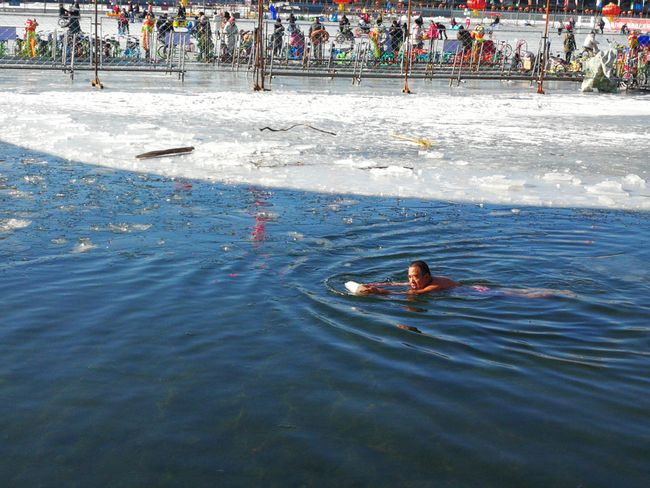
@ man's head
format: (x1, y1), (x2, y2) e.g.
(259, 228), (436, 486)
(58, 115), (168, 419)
(408, 260), (432, 290)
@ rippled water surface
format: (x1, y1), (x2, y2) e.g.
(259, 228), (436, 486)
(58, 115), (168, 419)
(1, 142), (649, 487)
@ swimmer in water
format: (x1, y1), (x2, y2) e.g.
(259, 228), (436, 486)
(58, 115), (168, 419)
(357, 260), (459, 295)
(354, 260), (575, 299)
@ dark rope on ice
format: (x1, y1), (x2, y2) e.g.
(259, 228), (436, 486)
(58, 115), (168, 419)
(259, 124), (337, 136)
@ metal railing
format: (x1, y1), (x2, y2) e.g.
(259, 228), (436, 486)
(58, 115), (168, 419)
(10, 19), (648, 89)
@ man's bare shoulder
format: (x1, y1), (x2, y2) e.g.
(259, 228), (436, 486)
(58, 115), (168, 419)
(430, 276), (461, 290)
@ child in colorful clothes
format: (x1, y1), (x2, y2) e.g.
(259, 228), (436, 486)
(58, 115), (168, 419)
(118, 9), (129, 35)
(141, 13), (155, 57)
(23, 18), (38, 57)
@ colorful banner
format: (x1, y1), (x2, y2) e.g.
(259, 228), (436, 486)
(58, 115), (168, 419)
(612, 18), (650, 30)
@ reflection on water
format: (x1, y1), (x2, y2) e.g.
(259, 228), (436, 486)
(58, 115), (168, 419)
(1, 142), (650, 487)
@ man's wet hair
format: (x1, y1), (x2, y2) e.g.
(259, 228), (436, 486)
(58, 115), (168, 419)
(409, 260), (431, 277)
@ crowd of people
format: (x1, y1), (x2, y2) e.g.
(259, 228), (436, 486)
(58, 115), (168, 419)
(10, 5), (648, 69)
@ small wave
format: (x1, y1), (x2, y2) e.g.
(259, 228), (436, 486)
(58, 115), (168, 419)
(6, 189), (32, 199)
(23, 175), (44, 184)
(0, 218), (31, 232)
(108, 223), (130, 233)
(72, 238), (96, 253)
(131, 224), (152, 231)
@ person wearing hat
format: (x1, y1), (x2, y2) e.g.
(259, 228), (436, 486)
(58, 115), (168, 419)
(58, 2), (68, 19)
(141, 12), (155, 58)
(176, 2), (186, 20)
(127, 0), (134, 22)
(23, 18), (38, 58)
(271, 17), (284, 56)
(62, 0), (81, 60)
(223, 15), (238, 60)
(457, 25), (473, 54)
(220, 10), (230, 30)
(196, 12), (213, 61)
(67, 1), (81, 35)
(389, 19), (403, 52)
(309, 17), (327, 59)
(286, 14), (298, 35)
(156, 12), (173, 54)
(436, 21), (447, 40)
(338, 13), (349, 33)
(412, 16), (424, 49)
(563, 26), (576, 62)
(582, 30), (599, 55)
(118, 8), (130, 35)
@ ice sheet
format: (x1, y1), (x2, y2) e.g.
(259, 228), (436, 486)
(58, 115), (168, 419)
(0, 72), (648, 210)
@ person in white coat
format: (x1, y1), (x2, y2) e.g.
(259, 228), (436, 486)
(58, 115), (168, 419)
(583, 30), (599, 54)
(223, 16), (238, 59)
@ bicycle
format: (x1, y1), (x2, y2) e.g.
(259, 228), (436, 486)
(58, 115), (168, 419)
(123, 35), (141, 58)
(493, 40), (512, 64)
(156, 41), (170, 59)
(102, 36), (121, 58)
(335, 27), (355, 46)
(74, 34), (90, 59)
(506, 39), (528, 70)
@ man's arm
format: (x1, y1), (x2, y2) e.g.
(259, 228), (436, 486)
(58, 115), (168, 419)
(407, 277), (460, 295)
(357, 284), (391, 295)
(406, 284), (444, 295)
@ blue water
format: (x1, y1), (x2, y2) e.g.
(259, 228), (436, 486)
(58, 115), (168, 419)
(1, 141), (649, 487)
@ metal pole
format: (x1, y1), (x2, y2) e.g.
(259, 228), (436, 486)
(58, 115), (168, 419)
(537, 0), (551, 93)
(403, 0), (413, 93)
(70, 33), (76, 80)
(92, 0), (103, 88)
(253, 0), (265, 90)
(449, 45), (458, 85)
(476, 40), (485, 72)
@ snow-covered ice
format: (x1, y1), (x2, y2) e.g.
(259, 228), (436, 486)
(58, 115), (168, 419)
(0, 71), (648, 210)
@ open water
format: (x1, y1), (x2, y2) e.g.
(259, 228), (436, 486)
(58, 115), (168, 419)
(1, 140), (649, 487)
